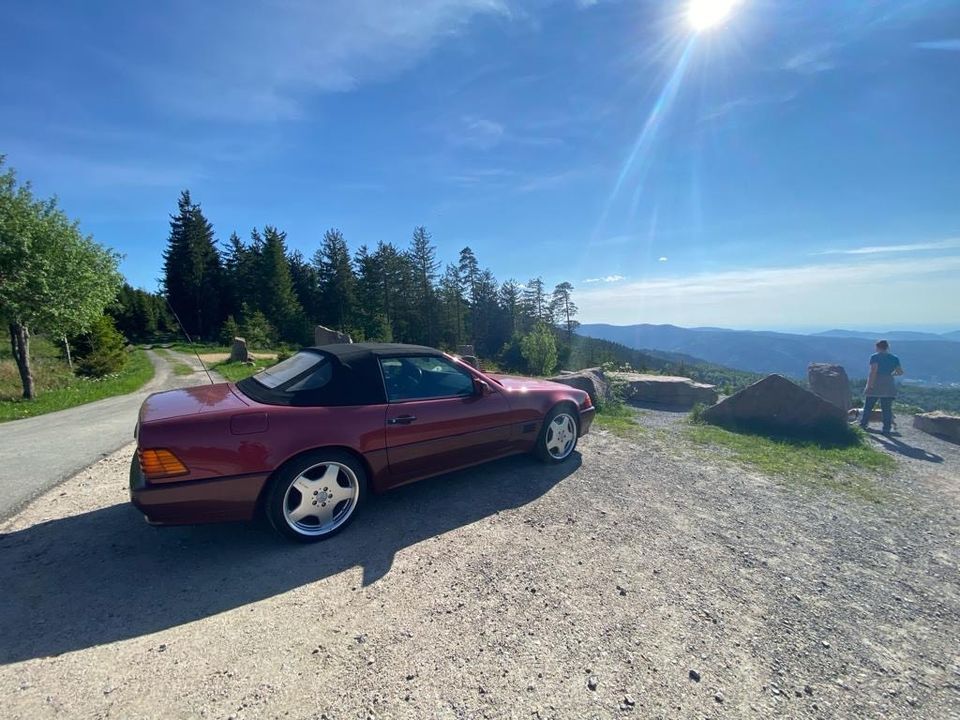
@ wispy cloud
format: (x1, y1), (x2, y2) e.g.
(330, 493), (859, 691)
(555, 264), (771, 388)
(576, 256), (960, 326)
(915, 39), (960, 51)
(583, 274), (625, 284)
(699, 90), (799, 122)
(815, 238), (960, 255)
(783, 44), (836, 74)
(454, 116), (507, 149)
(115, 1), (513, 122)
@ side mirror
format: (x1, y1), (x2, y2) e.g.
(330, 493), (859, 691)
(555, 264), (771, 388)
(473, 378), (491, 396)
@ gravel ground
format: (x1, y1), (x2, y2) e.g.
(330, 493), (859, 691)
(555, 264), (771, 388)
(1, 411), (958, 719)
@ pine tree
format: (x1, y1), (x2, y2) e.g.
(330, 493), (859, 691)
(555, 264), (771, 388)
(408, 226), (439, 345)
(161, 190), (224, 339)
(499, 279), (522, 334)
(522, 277), (549, 325)
(288, 249), (320, 323)
(313, 229), (356, 332)
(438, 263), (466, 347)
(252, 226), (304, 343)
(551, 281), (579, 341)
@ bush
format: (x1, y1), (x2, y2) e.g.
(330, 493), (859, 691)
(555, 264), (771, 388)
(73, 316), (128, 377)
(520, 323), (558, 376)
(689, 402), (707, 424)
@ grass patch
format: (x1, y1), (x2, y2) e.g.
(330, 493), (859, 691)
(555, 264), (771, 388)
(685, 423), (895, 502)
(0, 348), (154, 422)
(594, 401), (645, 439)
(212, 358), (276, 382)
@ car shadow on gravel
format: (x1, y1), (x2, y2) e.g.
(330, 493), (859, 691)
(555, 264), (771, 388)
(0, 453), (580, 665)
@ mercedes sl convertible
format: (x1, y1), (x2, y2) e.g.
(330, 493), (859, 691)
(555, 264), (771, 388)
(130, 343), (594, 542)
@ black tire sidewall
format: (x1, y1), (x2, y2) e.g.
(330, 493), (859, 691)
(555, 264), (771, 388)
(266, 450), (367, 543)
(535, 406), (579, 464)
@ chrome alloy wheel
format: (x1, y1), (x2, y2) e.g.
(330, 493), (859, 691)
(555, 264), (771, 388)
(545, 412), (577, 460)
(282, 461), (359, 536)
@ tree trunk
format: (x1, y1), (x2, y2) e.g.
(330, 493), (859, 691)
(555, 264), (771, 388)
(9, 322), (35, 400)
(63, 336), (74, 372)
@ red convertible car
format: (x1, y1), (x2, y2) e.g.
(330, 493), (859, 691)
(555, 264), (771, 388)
(131, 343), (594, 542)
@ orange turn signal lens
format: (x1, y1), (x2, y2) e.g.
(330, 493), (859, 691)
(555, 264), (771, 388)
(139, 448), (189, 478)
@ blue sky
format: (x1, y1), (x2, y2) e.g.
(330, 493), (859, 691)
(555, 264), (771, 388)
(2, 0), (958, 331)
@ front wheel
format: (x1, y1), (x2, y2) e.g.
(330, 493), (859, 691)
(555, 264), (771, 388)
(535, 406), (579, 464)
(266, 450), (366, 542)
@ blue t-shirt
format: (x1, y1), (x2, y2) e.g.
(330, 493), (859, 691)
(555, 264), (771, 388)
(870, 352), (900, 376)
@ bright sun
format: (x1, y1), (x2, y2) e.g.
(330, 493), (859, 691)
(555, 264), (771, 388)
(687, 0), (741, 32)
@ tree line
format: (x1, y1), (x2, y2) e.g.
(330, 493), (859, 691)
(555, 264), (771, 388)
(159, 190), (581, 366)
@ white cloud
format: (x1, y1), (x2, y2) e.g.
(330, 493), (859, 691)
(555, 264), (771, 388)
(576, 256), (960, 327)
(121, 0), (513, 122)
(583, 274), (625, 284)
(783, 44), (836, 74)
(454, 116), (507, 149)
(815, 238), (960, 255)
(658, 256), (668, 262)
(915, 39), (960, 52)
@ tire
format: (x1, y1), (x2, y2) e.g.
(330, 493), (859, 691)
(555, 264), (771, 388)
(266, 450), (367, 543)
(535, 405), (579, 464)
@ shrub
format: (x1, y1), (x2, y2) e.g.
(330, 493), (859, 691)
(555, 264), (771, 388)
(73, 316), (128, 377)
(520, 323), (558, 376)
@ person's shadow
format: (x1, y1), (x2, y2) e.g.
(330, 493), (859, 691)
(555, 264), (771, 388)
(0, 453), (580, 665)
(865, 431), (943, 463)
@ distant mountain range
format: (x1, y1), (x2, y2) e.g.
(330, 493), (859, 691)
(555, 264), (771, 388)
(578, 324), (960, 385)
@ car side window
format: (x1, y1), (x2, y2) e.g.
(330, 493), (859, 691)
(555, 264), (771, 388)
(380, 356), (475, 402)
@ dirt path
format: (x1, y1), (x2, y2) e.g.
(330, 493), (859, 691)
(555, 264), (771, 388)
(1, 414), (957, 719)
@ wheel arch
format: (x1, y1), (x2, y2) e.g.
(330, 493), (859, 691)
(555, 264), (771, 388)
(254, 445), (375, 519)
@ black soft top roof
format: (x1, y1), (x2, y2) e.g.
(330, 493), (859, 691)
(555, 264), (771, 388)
(236, 343), (447, 407)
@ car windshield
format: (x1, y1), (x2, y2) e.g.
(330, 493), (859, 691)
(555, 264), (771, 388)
(252, 352), (324, 389)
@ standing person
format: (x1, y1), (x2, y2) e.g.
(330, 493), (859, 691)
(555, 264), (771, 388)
(859, 340), (904, 434)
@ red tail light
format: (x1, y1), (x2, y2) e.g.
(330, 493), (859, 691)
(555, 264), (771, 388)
(582, 395), (593, 409)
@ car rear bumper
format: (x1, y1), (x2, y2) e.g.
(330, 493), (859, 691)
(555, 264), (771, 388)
(579, 406), (595, 436)
(129, 453), (270, 526)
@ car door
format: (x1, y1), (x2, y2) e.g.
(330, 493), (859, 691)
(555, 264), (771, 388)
(381, 355), (513, 484)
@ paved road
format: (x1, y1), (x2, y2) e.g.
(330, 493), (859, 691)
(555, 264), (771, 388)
(0, 349), (224, 520)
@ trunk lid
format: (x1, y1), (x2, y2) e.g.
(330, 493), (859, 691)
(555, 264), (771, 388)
(139, 383), (250, 424)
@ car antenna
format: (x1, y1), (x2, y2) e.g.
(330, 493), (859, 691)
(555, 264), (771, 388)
(164, 299), (215, 385)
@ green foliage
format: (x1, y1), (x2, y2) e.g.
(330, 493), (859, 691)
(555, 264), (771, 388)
(241, 310), (275, 350)
(688, 402), (707, 424)
(109, 283), (173, 340)
(594, 401), (645, 440)
(73, 316), (128, 377)
(161, 190), (223, 339)
(1, 347), (153, 422)
(520, 323), (558, 376)
(685, 423), (894, 502)
(850, 378), (960, 414)
(219, 315), (241, 346)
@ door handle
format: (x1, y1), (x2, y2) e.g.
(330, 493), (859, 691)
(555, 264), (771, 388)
(388, 415), (417, 425)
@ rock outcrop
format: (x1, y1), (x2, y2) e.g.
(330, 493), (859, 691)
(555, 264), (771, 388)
(314, 325), (352, 346)
(228, 337), (249, 363)
(547, 368), (610, 407)
(808, 363), (852, 412)
(701, 373), (847, 435)
(608, 372), (717, 408)
(913, 412), (960, 443)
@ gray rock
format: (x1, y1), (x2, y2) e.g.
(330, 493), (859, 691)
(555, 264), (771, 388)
(228, 337), (249, 363)
(459, 355), (479, 369)
(608, 372), (717, 408)
(547, 367), (610, 407)
(913, 411), (960, 443)
(314, 325), (352, 346)
(807, 363), (851, 412)
(701, 374), (847, 436)
(587, 676), (598, 691)
(457, 344), (476, 357)
(689, 669), (701, 682)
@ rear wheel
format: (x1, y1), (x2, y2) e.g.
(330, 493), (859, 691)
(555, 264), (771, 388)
(266, 450), (366, 542)
(535, 406), (579, 463)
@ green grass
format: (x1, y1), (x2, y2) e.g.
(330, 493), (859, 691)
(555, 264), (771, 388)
(213, 358), (276, 382)
(685, 423), (895, 502)
(152, 347), (195, 376)
(0, 348), (154, 422)
(594, 401), (646, 439)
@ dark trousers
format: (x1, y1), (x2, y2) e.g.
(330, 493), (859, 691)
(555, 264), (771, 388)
(861, 396), (893, 431)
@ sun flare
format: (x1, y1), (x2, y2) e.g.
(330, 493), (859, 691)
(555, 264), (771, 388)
(687, 0), (741, 32)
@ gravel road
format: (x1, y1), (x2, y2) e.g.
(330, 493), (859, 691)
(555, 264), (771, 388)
(0, 349), (222, 520)
(1, 410), (957, 719)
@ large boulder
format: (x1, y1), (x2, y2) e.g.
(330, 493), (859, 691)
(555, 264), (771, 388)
(547, 368), (610, 407)
(701, 374), (847, 436)
(608, 372), (717, 408)
(314, 325), (352, 346)
(228, 337), (249, 363)
(913, 412), (960, 443)
(808, 363), (852, 412)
